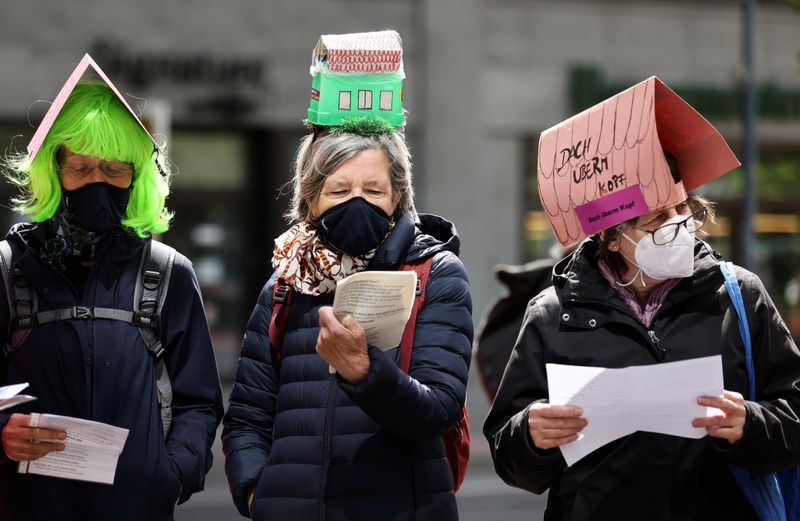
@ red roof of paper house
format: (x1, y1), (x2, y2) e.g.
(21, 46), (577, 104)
(314, 30), (403, 74)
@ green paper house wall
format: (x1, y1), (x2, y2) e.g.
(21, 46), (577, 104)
(307, 31), (405, 127)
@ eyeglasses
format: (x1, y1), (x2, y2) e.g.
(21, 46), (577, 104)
(60, 157), (134, 179)
(632, 209), (707, 246)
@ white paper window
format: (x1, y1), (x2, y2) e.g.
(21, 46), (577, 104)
(358, 90), (373, 110)
(339, 91), (352, 110)
(379, 90), (393, 111)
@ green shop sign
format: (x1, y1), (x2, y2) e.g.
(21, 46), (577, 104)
(569, 66), (800, 120)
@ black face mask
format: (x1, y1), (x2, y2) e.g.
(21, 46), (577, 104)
(314, 197), (391, 256)
(62, 183), (131, 235)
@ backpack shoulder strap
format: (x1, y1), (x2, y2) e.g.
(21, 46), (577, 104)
(134, 240), (176, 360)
(268, 277), (292, 363)
(135, 240), (176, 438)
(720, 261), (755, 401)
(398, 257), (434, 374)
(0, 240), (16, 323)
(0, 240), (37, 353)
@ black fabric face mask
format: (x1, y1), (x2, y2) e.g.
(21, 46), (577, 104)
(62, 182), (131, 235)
(314, 196), (391, 256)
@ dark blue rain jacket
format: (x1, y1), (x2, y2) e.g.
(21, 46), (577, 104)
(0, 222), (224, 521)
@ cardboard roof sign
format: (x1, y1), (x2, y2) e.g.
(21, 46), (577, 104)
(27, 53), (157, 162)
(537, 76), (740, 247)
(306, 30), (405, 127)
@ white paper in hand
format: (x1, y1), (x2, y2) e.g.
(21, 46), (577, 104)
(547, 355), (724, 466)
(332, 270), (417, 350)
(17, 413), (129, 485)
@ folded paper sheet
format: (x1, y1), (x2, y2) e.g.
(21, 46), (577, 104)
(18, 413), (129, 485)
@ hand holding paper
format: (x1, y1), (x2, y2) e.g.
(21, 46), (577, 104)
(546, 355), (725, 465)
(2, 413), (66, 462)
(527, 403), (587, 451)
(320, 270), (417, 380)
(693, 390), (747, 444)
(317, 306), (371, 383)
(17, 413), (129, 485)
(331, 270), (417, 349)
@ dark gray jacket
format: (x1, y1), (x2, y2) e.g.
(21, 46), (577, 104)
(484, 238), (800, 521)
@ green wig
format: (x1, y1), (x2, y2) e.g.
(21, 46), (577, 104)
(4, 82), (172, 237)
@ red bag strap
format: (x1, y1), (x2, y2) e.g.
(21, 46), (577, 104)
(398, 258), (434, 373)
(268, 277), (292, 361)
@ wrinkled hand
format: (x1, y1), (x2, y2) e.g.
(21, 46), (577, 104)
(693, 390), (746, 444)
(316, 307), (370, 384)
(527, 403), (587, 450)
(2, 413), (66, 461)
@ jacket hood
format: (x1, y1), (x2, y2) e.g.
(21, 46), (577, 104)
(493, 259), (556, 296)
(370, 212), (461, 269)
(6, 221), (48, 248)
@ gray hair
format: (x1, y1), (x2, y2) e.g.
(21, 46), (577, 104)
(286, 130), (417, 223)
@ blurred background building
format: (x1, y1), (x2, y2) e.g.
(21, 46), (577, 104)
(1, 1), (799, 519)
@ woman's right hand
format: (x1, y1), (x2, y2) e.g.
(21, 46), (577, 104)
(2, 413), (66, 461)
(527, 403), (587, 450)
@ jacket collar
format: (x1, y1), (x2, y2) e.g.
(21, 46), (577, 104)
(7, 220), (147, 271)
(369, 212), (462, 270)
(554, 237), (724, 307)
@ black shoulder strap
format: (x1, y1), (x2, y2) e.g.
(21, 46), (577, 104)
(0, 240), (37, 331)
(134, 240), (176, 438)
(0, 240), (16, 322)
(133, 240), (176, 360)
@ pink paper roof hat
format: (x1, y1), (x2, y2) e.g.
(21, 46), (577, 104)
(537, 76), (740, 247)
(26, 53), (156, 163)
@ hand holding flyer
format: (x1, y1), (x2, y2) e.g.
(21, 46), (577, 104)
(332, 270), (417, 350)
(17, 413), (129, 485)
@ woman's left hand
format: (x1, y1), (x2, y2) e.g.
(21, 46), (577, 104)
(692, 390), (747, 444)
(316, 306), (370, 384)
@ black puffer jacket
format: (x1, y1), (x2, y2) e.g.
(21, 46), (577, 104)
(484, 237), (800, 521)
(222, 213), (473, 521)
(0, 222), (224, 521)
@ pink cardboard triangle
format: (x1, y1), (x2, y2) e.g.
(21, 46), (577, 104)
(26, 54), (156, 162)
(537, 76), (740, 247)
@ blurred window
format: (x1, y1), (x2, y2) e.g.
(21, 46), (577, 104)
(358, 90), (372, 110)
(380, 90), (393, 111)
(339, 91), (351, 111)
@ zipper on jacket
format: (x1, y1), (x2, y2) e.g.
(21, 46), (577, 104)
(319, 375), (337, 521)
(647, 330), (667, 359)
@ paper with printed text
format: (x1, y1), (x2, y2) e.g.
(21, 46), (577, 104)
(17, 413), (129, 485)
(333, 270), (417, 350)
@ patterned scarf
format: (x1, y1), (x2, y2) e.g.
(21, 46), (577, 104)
(37, 211), (101, 271)
(272, 222), (376, 295)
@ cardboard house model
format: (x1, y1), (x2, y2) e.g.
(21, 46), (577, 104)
(537, 76), (741, 247)
(306, 30), (405, 127)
